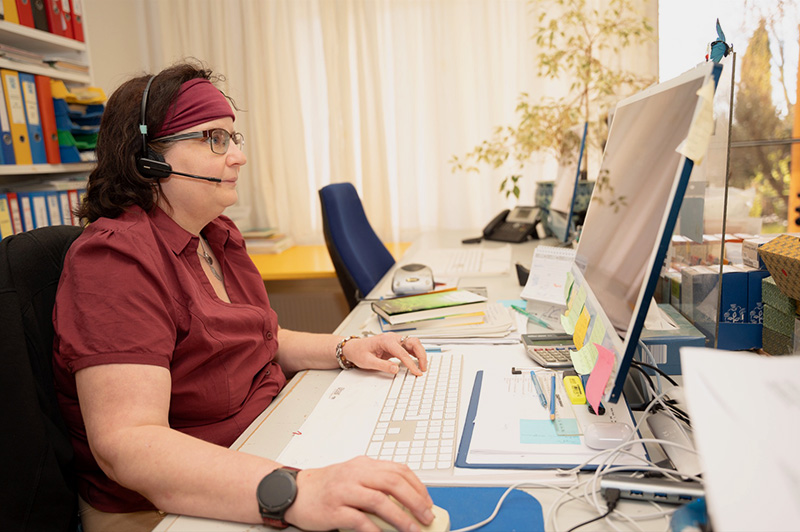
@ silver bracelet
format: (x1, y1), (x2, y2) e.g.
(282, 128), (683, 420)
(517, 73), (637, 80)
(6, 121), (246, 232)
(335, 336), (359, 370)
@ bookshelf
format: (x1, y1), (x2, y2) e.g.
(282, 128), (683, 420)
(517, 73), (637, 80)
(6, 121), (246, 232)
(0, 19), (94, 188)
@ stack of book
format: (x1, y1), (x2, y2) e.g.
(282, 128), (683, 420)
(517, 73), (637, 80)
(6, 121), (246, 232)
(242, 229), (294, 254)
(371, 289), (514, 338)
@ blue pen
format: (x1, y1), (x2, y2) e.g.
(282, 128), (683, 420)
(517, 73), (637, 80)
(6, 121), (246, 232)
(511, 304), (553, 330)
(549, 374), (556, 421)
(529, 371), (547, 408)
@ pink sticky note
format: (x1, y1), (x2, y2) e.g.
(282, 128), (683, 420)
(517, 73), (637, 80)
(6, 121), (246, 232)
(585, 344), (615, 414)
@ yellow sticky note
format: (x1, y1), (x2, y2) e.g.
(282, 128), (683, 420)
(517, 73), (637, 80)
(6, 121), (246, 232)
(573, 307), (591, 349)
(569, 343), (598, 375)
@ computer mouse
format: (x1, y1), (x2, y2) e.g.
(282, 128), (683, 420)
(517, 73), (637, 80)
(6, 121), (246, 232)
(583, 422), (633, 450)
(392, 263), (435, 296)
(340, 502), (450, 532)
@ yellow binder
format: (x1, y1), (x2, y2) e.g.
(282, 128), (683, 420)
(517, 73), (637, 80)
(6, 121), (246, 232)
(2, 0), (20, 24)
(1, 69), (32, 165)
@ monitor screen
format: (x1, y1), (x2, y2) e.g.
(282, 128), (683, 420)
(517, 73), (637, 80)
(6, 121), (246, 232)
(548, 122), (588, 243)
(573, 61), (723, 403)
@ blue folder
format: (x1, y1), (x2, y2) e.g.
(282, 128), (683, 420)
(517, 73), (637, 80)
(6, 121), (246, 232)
(0, 80), (15, 164)
(19, 72), (47, 164)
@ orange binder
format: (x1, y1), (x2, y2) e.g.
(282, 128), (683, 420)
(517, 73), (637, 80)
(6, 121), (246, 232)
(34, 75), (60, 164)
(68, 0), (83, 41)
(1, 69), (32, 165)
(2, 0), (19, 23)
(14, 0), (34, 27)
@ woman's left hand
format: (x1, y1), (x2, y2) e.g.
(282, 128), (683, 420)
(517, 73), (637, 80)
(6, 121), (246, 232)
(342, 334), (427, 376)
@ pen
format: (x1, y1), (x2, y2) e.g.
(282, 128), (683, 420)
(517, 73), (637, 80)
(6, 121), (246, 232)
(549, 374), (556, 421)
(423, 346), (450, 352)
(530, 371), (547, 408)
(511, 304), (553, 330)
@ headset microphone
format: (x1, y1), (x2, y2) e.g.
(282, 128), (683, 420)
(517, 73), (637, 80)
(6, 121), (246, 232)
(136, 75), (223, 184)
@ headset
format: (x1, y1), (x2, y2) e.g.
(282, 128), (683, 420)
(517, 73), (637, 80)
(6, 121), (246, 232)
(135, 75), (222, 183)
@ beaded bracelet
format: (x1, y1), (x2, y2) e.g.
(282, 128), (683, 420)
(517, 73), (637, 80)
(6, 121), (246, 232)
(335, 335), (360, 369)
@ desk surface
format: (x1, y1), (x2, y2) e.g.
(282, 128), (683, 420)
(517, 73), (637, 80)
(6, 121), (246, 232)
(156, 231), (672, 532)
(249, 242), (410, 281)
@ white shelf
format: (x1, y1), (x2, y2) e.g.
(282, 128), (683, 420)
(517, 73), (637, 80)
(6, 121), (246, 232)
(0, 57), (90, 83)
(0, 161), (95, 177)
(0, 20), (94, 183)
(0, 20), (86, 55)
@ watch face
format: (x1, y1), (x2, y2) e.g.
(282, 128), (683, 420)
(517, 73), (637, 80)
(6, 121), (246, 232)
(257, 469), (298, 514)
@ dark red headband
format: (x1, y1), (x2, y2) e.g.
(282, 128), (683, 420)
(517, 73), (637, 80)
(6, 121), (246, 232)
(156, 78), (235, 137)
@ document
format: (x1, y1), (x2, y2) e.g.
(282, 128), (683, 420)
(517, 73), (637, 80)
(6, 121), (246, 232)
(462, 367), (648, 468)
(681, 347), (800, 531)
(520, 246), (575, 329)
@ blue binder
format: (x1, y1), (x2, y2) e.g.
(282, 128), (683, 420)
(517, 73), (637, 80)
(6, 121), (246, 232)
(0, 79), (15, 164)
(19, 72), (47, 164)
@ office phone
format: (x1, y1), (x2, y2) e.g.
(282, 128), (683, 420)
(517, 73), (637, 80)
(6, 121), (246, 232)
(482, 206), (541, 243)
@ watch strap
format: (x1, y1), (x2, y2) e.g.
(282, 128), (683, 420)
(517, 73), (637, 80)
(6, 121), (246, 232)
(258, 467), (300, 529)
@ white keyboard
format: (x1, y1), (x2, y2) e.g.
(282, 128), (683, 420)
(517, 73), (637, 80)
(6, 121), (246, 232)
(443, 249), (482, 274)
(365, 353), (463, 471)
(425, 246), (512, 276)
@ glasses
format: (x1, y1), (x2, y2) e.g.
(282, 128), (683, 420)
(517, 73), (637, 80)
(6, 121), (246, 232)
(151, 128), (245, 155)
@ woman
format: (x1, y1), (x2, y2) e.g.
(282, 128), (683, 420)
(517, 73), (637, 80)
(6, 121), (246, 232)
(52, 61), (434, 532)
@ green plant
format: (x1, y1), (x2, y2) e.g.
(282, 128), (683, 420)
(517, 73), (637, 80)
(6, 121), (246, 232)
(450, 0), (656, 198)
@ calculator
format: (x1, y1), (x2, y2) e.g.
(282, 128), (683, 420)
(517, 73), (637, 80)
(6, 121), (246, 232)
(520, 333), (575, 368)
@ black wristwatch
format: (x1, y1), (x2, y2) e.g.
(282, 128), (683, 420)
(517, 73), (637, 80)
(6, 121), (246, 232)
(256, 467), (300, 528)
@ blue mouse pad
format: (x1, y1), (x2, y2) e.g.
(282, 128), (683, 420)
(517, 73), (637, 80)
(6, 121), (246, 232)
(428, 487), (544, 532)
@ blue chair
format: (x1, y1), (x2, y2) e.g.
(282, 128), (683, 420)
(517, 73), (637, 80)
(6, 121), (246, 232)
(319, 183), (395, 309)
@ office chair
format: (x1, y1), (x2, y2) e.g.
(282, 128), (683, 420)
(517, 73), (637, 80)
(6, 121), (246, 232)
(319, 183), (396, 309)
(0, 225), (83, 532)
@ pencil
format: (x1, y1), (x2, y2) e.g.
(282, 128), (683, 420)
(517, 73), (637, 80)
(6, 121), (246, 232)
(549, 374), (556, 421)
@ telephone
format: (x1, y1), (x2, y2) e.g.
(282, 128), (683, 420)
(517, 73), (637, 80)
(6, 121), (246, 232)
(482, 206), (541, 243)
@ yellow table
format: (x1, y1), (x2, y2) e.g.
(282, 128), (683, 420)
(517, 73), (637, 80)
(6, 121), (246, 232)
(249, 242), (410, 281)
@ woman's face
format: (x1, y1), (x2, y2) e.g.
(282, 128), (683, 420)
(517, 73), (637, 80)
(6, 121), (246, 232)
(158, 116), (246, 232)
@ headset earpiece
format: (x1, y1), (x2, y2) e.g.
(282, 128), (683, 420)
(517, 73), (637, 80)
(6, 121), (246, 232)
(136, 75), (174, 180)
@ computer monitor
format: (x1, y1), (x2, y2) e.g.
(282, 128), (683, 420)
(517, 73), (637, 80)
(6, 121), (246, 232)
(572, 60), (724, 403)
(548, 122), (588, 243)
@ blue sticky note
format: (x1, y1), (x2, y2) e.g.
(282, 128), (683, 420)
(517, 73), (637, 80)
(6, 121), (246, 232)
(520, 419), (581, 445)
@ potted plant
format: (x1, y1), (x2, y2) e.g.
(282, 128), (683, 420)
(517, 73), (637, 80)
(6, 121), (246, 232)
(450, 0), (657, 200)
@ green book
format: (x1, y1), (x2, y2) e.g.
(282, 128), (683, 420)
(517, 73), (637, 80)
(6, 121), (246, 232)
(371, 289), (488, 325)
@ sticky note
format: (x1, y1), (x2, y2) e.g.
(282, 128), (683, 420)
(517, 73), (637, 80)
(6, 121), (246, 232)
(564, 271), (574, 302)
(569, 343), (598, 375)
(561, 312), (575, 335)
(573, 307), (591, 349)
(520, 419), (581, 445)
(588, 317), (606, 347)
(586, 344), (615, 414)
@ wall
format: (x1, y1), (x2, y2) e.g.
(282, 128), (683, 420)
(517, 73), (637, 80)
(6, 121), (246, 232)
(82, 0), (149, 94)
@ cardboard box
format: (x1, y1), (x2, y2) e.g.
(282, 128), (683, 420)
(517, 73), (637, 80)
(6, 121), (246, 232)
(763, 326), (793, 356)
(636, 304), (706, 375)
(743, 235), (781, 270)
(691, 265), (761, 350)
(758, 234), (800, 299)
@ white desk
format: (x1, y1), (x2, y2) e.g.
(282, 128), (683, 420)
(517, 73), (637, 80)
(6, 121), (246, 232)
(155, 231), (675, 532)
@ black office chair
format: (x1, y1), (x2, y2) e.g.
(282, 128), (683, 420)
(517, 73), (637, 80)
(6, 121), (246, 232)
(0, 225), (83, 532)
(319, 183), (396, 309)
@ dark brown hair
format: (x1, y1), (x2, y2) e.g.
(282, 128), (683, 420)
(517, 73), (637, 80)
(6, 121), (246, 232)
(76, 60), (228, 224)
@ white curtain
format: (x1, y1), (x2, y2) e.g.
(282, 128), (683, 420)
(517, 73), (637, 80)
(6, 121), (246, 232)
(140, 0), (656, 245)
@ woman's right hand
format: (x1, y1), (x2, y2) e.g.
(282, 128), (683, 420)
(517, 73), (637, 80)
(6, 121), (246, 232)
(284, 456), (434, 532)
